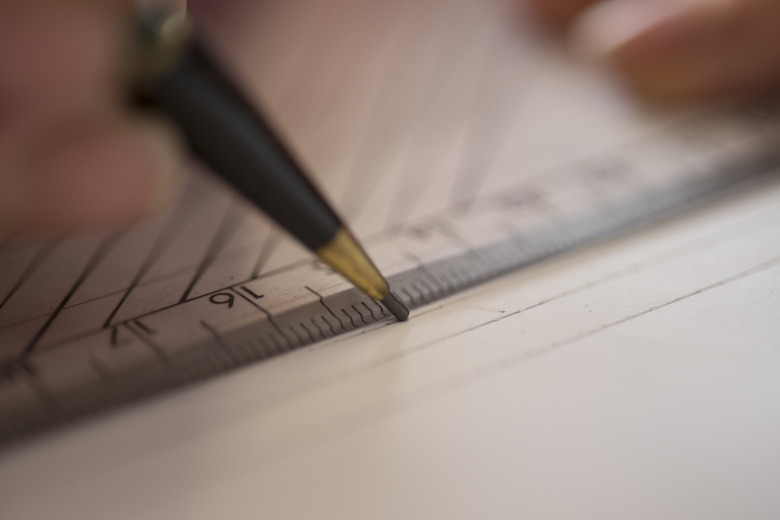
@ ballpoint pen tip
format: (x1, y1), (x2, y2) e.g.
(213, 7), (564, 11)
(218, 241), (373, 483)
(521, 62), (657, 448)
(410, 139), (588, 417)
(381, 292), (409, 322)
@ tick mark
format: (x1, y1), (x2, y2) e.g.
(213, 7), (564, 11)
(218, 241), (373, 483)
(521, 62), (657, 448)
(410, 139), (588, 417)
(341, 309), (357, 328)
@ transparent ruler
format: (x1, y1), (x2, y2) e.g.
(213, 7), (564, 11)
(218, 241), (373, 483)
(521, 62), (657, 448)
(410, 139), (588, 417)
(4, 0), (780, 448)
(1, 107), (780, 446)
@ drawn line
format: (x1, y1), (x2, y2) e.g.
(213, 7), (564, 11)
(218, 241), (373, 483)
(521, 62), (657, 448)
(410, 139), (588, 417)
(385, 21), (496, 225)
(0, 241), (59, 312)
(404, 254), (780, 403)
(337, 0), (454, 215)
(181, 203), (245, 302)
(232, 225), (780, 423)
(23, 235), (121, 355)
(244, 253), (780, 470)
(103, 200), (197, 328)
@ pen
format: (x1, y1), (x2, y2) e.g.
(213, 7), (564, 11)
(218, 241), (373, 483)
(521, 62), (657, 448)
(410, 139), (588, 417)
(132, 10), (408, 322)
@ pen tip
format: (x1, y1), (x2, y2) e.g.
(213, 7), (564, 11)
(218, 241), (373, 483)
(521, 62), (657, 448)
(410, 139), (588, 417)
(381, 292), (410, 322)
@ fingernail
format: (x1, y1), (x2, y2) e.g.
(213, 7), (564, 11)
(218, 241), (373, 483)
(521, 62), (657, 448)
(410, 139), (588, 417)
(570, 0), (702, 59)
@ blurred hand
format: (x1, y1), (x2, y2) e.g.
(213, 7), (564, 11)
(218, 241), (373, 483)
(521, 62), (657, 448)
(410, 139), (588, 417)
(0, 0), (183, 237)
(526, 0), (780, 101)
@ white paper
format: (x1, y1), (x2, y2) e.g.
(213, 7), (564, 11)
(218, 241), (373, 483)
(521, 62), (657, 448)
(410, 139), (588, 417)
(2, 0), (780, 518)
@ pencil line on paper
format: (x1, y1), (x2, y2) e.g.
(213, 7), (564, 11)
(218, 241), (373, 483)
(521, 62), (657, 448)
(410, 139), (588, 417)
(103, 202), (198, 328)
(24, 234), (122, 355)
(338, 0), (451, 216)
(257, 254), (780, 468)
(180, 202), (245, 303)
(0, 241), (59, 312)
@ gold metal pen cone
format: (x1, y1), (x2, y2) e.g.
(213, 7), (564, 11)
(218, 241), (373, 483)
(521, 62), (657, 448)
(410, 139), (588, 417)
(316, 229), (389, 301)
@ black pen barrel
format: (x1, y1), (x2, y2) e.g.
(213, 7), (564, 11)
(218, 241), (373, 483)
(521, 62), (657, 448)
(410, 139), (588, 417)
(133, 17), (409, 321)
(140, 38), (342, 252)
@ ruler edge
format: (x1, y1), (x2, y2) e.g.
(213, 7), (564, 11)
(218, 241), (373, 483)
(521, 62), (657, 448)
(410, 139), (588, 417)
(3, 142), (780, 450)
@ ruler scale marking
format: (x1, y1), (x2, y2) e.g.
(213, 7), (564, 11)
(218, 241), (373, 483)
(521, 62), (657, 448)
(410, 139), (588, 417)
(0, 107), (779, 446)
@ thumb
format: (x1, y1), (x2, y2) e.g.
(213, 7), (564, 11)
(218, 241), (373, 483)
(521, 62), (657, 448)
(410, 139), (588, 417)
(1, 115), (183, 236)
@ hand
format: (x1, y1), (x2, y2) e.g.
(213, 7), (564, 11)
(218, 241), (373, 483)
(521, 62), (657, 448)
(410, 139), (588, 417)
(0, 0), (184, 237)
(525, 0), (780, 101)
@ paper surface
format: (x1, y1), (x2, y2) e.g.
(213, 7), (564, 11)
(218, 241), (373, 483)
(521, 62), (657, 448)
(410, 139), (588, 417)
(2, 0), (780, 518)
(4, 175), (780, 520)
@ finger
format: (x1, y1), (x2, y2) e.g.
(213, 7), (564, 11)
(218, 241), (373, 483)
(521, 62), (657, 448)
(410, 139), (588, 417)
(1, 114), (183, 236)
(0, 0), (132, 124)
(572, 0), (780, 101)
(525, 0), (603, 28)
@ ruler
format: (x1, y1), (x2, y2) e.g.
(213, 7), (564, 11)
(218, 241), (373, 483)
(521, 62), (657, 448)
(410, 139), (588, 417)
(1, 106), (779, 446)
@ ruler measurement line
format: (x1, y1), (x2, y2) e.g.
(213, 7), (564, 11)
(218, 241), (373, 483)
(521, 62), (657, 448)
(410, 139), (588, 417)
(231, 287), (292, 345)
(2, 114), (780, 446)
